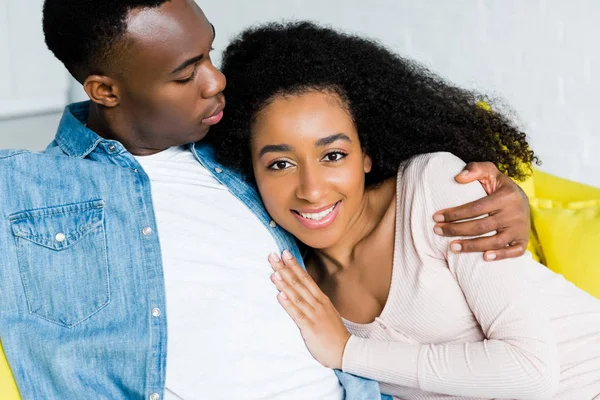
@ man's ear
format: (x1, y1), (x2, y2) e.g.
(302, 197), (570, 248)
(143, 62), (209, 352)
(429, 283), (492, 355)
(83, 75), (121, 108)
(363, 152), (372, 174)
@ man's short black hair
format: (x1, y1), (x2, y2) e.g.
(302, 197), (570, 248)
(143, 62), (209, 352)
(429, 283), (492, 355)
(43, 0), (169, 82)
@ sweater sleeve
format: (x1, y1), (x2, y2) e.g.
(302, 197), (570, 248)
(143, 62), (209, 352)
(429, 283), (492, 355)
(342, 152), (560, 399)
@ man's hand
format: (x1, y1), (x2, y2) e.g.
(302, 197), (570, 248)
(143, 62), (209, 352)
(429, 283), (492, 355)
(432, 161), (530, 262)
(268, 250), (351, 370)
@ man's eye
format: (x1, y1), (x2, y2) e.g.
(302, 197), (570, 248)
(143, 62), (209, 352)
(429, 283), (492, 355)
(175, 68), (198, 84)
(322, 152), (347, 162)
(268, 160), (293, 170)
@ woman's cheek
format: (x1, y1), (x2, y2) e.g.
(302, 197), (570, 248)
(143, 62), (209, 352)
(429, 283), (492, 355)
(261, 180), (288, 219)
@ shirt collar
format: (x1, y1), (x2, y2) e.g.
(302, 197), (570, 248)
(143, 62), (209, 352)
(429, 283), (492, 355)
(54, 101), (104, 158)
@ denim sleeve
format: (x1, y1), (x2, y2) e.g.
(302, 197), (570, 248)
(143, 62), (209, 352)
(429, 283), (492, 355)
(334, 369), (392, 400)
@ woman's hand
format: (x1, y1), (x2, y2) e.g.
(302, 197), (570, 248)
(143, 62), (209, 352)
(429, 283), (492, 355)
(432, 161), (530, 262)
(268, 250), (351, 370)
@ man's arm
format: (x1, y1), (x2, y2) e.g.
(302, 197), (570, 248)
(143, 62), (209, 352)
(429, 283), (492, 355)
(432, 161), (530, 262)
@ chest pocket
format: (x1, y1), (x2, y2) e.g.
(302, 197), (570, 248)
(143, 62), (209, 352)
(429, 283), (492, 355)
(9, 200), (110, 328)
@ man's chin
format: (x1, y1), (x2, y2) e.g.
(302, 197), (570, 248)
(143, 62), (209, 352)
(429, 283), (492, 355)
(188, 126), (211, 144)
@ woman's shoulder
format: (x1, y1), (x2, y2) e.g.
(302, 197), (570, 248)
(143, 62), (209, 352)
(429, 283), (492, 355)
(398, 152), (467, 184)
(397, 152), (486, 210)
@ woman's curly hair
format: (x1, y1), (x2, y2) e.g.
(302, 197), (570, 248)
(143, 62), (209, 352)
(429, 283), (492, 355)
(208, 21), (537, 186)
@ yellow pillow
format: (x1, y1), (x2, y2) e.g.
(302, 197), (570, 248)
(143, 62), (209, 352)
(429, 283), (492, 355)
(528, 170), (600, 299)
(0, 343), (20, 399)
(516, 174), (542, 263)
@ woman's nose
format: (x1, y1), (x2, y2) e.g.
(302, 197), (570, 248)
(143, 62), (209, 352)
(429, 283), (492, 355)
(295, 168), (328, 204)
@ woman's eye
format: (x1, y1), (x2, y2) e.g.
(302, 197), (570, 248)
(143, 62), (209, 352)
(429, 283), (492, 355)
(323, 152), (347, 162)
(269, 160), (293, 170)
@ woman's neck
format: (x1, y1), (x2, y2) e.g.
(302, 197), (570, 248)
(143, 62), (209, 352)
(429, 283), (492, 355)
(311, 176), (397, 277)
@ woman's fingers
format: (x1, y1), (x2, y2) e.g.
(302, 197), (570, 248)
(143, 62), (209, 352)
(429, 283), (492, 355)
(269, 251), (318, 312)
(280, 250), (326, 300)
(276, 291), (311, 329)
(267, 250), (350, 370)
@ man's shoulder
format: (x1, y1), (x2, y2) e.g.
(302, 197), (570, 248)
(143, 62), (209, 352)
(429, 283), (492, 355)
(0, 146), (103, 181)
(0, 142), (75, 163)
(0, 148), (33, 160)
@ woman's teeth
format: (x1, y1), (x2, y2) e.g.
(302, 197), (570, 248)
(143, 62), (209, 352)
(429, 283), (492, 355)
(299, 203), (336, 221)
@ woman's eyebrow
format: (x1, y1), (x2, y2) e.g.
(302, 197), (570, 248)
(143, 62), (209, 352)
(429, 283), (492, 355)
(258, 144), (294, 157)
(315, 133), (352, 147)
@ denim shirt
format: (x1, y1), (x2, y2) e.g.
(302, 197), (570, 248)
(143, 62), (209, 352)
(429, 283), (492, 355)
(0, 101), (388, 400)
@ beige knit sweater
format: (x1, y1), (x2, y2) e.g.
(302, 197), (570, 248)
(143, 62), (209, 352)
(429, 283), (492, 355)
(341, 152), (600, 400)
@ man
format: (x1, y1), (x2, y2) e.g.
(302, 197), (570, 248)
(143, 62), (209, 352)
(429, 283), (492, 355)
(0, 0), (530, 399)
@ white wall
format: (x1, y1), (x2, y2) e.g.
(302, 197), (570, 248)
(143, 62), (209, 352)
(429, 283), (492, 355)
(1, 0), (599, 187)
(0, 0), (68, 117)
(0, 0), (67, 150)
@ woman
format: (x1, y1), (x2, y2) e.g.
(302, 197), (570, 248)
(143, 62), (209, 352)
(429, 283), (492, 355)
(209, 22), (600, 399)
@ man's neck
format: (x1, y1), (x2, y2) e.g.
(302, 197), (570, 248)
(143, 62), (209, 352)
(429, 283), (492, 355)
(86, 103), (165, 156)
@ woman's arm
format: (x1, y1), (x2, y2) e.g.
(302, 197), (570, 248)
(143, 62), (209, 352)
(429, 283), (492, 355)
(344, 153), (559, 399)
(269, 248), (559, 399)
(269, 153), (560, 400)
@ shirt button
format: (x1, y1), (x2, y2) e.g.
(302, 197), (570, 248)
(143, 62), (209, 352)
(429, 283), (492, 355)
(107, 144), (116, 153)
(149, 393), (160, 400)
(214, 167), (223, 173)
(269, 220), (277, 228)
(142, 227), (153, 236)
(379, 323), (386, 330)
(151, 308), (161, 317)
(55, 233), (66, 242)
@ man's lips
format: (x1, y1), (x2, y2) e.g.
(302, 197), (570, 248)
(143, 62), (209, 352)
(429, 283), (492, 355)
(202, 102), (225, 125)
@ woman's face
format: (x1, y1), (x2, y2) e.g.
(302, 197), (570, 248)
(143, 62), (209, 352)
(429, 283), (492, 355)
(250, 91), (372, 249)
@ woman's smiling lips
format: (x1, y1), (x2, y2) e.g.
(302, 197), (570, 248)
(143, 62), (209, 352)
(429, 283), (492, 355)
(291, 201), (341, 229)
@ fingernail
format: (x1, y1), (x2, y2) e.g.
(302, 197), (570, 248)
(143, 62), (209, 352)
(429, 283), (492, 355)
(279, 291), (288, 300)
(282, 250), (293, 260)
(434, 226), (443, 235)
(433, 214), (445, 222)
(460, 170), (469, 176)
(274, 271), (283, 281)
(268, 252), (281, 263)
(450, 243), (462, 252)
(486, 253), (497, 261)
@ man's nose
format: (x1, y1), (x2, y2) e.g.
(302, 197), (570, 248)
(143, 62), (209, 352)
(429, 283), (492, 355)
(201, 64), (226, 99)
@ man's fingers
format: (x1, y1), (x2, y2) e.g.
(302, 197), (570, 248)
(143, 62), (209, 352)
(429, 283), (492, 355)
(434, 185), (519, 223)
(450, 236), (526, 261)
(449, 230), (516, 253)
(434, 194), (496, 223)
(434, 215), (501, 237)
(484, 241), (527, 261)
(454, 161), (497, 184)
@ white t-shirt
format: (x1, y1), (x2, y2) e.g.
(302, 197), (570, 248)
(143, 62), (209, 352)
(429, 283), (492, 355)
(135, 146), (343, 400)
